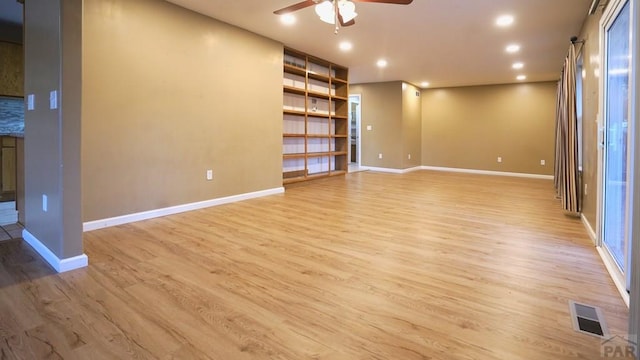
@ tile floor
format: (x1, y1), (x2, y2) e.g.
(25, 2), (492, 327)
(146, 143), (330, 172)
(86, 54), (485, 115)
(0, 223), (23, 242)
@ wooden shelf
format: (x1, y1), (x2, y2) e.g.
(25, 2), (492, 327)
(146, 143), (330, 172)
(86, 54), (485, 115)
(284, 64), (306, 76)
(283, 109), (307, 116)
(282, 47), (349, 184)
(306, 112), (330, 119)
(308, 71), (330, 82)
(307, 91), (331, 100)
(283, 153), (306, 159)
(283, 86), (306, 96)
(307, 151), (331, 157)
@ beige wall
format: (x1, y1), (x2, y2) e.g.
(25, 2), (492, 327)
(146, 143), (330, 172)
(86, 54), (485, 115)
(421, 82), (557, 175)
(350, 82), (403, 168)
(0, 42), (24, 97)
(402, 83), (422, 168)
(82, 0), (283, 221)
(350, 81), (422, 169)
(577, 11), (603, 233)
(24, 0), (83, 258)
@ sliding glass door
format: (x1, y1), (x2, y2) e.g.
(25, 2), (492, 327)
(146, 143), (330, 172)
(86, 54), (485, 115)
(601, 0), (633, 289)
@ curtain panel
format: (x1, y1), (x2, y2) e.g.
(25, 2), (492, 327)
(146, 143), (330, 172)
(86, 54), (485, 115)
(554, 44), (581, 215)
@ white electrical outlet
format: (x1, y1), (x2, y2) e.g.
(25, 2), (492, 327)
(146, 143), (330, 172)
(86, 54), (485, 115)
(42, 194), (48, 212)
(408, 154), (411, 160)
(367, 125), (372, 131)
(206, 170), (213, 180)
(584, 183), (588, 195)
(378, 153), (383, 159)
(497, 156), (502, 163)
(540, 159), (546, 165)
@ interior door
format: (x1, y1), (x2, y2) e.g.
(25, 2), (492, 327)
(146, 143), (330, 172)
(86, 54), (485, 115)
(600, 0), (633, 290)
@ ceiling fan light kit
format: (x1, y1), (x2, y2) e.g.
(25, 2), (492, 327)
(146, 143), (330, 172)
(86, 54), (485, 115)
(275, 0), (413, 33)
(315, 1), (337, 24)
(315, 0), (358, 25)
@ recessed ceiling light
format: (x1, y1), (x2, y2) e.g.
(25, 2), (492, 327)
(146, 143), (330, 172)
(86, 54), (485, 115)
(280, 14), (296, 25)
(496, 15), (514, 27)
(506, 44), (521, 53)
(339, 41), (353, 51)
(512, 62), (524, 69)
(421, 81), (430, 87)
(376, 59), (388, 68)
(517, 75), (527, 81)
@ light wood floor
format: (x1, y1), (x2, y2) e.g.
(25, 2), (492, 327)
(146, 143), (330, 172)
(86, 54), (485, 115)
(0, 171), (631, 359)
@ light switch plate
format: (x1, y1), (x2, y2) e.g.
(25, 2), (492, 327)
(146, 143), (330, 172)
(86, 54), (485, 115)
(49, 90), (58, 110)
(27, 94), (35, 110)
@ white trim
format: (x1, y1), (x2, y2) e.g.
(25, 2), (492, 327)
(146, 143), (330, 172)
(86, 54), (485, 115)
(348, 94), (362, 167)
(83, 187), (285, 232)
(420, 166), (554, 180)
(598, 0), (635, 298)
(21, 229), (88, 273)
(597, 245), (630, 307)
(359, 166), (422, 174)
(581, 213), (598, 245)
(629, 0), (640, 342)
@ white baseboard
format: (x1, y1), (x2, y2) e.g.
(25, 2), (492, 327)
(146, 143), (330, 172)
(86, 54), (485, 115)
(581, 213), (597, 245)
(359, 166), (422, 174)
(421, 166), (554, 180)
(22, 229), (88, 273)
(83, 187), (285, 232)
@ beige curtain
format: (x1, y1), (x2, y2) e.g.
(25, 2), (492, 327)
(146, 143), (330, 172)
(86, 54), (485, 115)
(554, 43), (581, 215)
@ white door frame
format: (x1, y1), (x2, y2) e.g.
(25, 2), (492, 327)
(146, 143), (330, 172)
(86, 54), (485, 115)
(596, 0), (636, 306)
(348, 94), (362, 166)
(629, 0), (640, 343)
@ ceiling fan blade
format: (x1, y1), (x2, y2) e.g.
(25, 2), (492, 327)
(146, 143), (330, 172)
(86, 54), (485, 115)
(274, 0), (318, 15)
(351, 0), (413, 4)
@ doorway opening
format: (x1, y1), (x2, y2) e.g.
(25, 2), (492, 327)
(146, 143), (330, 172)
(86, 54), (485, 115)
(348, 94), (362, 173)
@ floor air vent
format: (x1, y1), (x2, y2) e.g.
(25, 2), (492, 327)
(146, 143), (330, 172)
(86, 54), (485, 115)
(569, 300), (609, 338)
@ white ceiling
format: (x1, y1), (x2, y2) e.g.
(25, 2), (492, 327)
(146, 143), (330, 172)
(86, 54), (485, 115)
(164, 0), (593, 88)
(1, 0), (593, 88)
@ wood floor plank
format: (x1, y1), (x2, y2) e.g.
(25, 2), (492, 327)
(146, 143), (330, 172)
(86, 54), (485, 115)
(0, 170), (632, 359)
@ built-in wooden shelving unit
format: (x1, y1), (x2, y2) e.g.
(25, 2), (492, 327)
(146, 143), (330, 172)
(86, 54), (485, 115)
(282, 48), (349, 184)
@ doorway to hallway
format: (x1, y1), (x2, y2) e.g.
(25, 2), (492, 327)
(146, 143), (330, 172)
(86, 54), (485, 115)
(348, 94), (362, 173)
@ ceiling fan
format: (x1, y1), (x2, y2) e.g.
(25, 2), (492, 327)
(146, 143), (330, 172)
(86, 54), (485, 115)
(274, 0), (414, 33)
